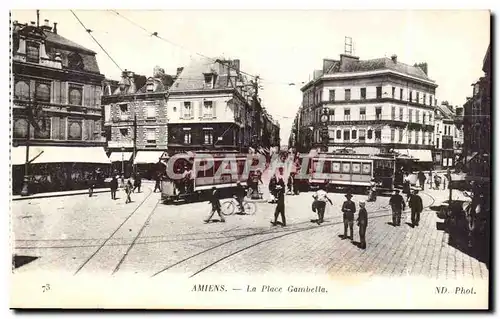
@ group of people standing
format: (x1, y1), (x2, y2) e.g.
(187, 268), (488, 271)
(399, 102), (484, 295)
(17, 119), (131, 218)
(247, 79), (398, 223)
(108, 172), (142, 204)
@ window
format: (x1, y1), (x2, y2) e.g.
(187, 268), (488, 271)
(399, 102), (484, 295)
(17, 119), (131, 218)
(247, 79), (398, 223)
(144, 105), (155, 119)
(437, 123), (440, 133)
(416, 130), (421, 144)
(375, 129), (381, 141)
(360, 88), (366, 100)
(391, 106), (395, 120)
(416, 110), (420, 123)
(399, 129), (403, 142)
(183, 129), (192, 144)
(203, 101), (214, 117)
(400, 88), (403, 101)
(416, 92), (420, 104)
(423, 93), (426, 105)
(399, 107), (403, 121)
(360, 107), (366, 120)
(203, 129), (213, 145)
(409, 109), (413, 123)
(14, 80), (30, 100)
(375, 107), (382, 120)
(343, 130), (350, 141)
(430, 95), (433, 106)
(423, 112), (426, 124)
(376, 86), (382, 99)
(26, 42), (40, 63)
(146, 128), (156, 144)
(146, 82), (154, 92)
(367, 129), (373, 139)
(409, 91), (413, 102)
(344, 108), (350, 121)
(392, 87), (396, 99)
(329, 89), (335, 101)
(328, 109), (335, 122)
(120, 128), (128, 137)
(408, 130), (413, 144)
(183, 102), (192, 118)
(204, 74), (212, 85)
(345, 89), (351, 101)
(119, 103), (128, 113)
(424, 132), (428, 145)
(352, 130), (357, 140)
(359, 129), (366, 142)
(436, 137), (440, 148)
(336, 130), (341, 139)
(69, 85), (83, 105)
(391, 128), (395, 141)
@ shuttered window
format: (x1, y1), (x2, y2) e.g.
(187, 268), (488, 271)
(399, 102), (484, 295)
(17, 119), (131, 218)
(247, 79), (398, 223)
(146, 105), (156, 118)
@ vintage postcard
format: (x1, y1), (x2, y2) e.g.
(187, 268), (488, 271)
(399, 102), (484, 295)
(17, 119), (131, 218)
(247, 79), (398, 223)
(9, 8), (491, 309)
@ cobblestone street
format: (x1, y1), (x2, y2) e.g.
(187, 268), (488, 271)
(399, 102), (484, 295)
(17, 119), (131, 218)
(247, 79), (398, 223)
(11, 183), (489, 282)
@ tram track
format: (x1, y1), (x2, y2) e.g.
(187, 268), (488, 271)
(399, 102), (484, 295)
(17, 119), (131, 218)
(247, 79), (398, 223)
(153, 192), (436, 278)
(73, 187), (155, 275)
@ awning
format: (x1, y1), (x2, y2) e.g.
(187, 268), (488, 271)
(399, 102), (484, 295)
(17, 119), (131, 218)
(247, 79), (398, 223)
(12, 146), (111, 164)
(134, 151), (165, 164)
(109, 152), (133, 162)
(10, 146), (44, 165)
(395, 149), (432, 162)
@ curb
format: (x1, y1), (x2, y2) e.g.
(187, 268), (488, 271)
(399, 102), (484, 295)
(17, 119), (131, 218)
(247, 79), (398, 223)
(12, 189), (111, 201)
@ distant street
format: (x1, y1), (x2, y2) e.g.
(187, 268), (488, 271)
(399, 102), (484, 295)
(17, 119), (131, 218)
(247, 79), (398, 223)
(12, 181), (488, 280)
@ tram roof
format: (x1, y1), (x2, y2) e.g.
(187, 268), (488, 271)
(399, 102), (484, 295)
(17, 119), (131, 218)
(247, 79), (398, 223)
(300, 153), (396, 160)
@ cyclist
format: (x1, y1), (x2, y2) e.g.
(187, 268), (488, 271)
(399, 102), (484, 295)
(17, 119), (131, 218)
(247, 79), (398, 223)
(235, 181), (246, 214)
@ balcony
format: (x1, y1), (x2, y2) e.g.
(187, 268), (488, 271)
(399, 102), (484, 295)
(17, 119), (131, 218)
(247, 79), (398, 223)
(108, 141), (134, 148)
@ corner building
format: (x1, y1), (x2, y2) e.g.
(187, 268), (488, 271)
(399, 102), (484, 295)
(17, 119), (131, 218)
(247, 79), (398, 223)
(299, 54), (438, 163)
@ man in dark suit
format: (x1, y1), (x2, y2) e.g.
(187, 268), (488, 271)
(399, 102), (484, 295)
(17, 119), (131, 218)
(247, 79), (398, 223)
(409, 189), (424, 227)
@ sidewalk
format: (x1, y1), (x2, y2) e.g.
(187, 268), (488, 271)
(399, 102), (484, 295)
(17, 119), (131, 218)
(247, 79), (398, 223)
(11, 188), (110, 201)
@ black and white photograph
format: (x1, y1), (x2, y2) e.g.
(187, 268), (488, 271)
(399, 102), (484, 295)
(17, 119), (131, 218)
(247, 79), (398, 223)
(8, 7), (491, 309)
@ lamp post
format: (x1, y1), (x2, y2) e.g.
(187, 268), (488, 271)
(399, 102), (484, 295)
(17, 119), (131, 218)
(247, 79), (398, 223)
(320, 108), (329, 152)
(121, 147), (125, 177)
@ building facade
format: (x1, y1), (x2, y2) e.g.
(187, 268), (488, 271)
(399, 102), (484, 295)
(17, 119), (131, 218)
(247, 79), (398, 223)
(102, 67), (174, 178)
(166, 58), (270, 154)
(298, 54), (438, 163)
(433, 102), (464, 169)
(12, 19), (107, 194)
(462, 44), (491, 182)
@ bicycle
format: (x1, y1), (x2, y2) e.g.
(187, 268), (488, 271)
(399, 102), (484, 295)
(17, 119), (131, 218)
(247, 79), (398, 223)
(221, 196), (257, 216)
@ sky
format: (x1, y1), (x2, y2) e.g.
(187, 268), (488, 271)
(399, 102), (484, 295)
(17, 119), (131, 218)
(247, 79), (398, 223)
(11, 10), (490, 145)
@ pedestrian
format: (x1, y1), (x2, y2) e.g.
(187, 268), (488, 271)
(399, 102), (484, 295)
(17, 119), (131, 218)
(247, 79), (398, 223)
(341, 193), (355, 240)
(418, 170), (426, 191)
(154, 173), (161, 193)
(287, 173), (294, 195)
(268, 173), (277, 203)
(133, 173), (142, 193)
(428, 170), (433, 189)
(312, 184), (333, 224)
(408, 189), (423, 227)
(110, 175), (118, 200)
(389, 189), (406, 226)
(204, 187), (225, 223)
(234, 181), (246, 214)
(357, 201), (368, 249)
(403, 173), (411, 200)
(434, 174), (441, 190)
(87, 175), (95, 197)
(271, 184), (286, 227)
(125, 179), (133, 204)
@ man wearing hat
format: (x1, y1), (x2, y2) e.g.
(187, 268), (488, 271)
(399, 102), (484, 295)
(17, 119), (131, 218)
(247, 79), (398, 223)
(234, 181), (246, 214)
(389, 189), (406, 226)
(408, 189), (423, 227)
(357, 201), (368, 249)
(271, 184), (286, 227)
(341, 193), (356, 239)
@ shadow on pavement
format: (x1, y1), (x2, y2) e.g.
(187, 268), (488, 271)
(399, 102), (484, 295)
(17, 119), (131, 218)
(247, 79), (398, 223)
(12, 255), (38, 269)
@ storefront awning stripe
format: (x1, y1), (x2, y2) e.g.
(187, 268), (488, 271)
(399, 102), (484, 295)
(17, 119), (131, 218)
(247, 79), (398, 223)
(109, 152), (133, 162)
(23, 146), (111, 164)
(134, 151), (165, 164)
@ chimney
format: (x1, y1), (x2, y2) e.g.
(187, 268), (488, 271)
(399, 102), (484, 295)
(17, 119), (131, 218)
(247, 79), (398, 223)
(41, 19), (52, 32)
(391, 54), (397, 63)
(415, 62), (428, 75)
(53, 22), (58, 34)
(30, 21), (36, 26)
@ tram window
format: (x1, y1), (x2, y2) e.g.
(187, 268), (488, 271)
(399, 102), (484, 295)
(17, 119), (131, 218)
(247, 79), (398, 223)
(237, 159), (245, 176)
(341, 162), (351, 173)
(331, 162), (341, 172)
(362, 163), (372, 175)
(352, 163), (361, 173)
(323, 160), (331, 173)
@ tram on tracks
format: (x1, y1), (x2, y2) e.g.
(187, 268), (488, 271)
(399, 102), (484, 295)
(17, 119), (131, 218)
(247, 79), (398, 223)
(160, 152), (262, 204)
(295, 153), (397, 193)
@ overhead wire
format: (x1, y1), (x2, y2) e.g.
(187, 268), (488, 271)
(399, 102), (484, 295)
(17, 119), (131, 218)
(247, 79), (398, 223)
(70, 10), (123, 72)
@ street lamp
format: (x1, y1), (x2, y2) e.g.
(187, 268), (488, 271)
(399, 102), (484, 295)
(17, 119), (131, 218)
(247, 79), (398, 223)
(121, 147), (125, 177)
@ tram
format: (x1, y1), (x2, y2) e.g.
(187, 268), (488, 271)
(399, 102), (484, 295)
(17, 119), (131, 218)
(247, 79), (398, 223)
(295, 153), (397, 192)
(160, 152), (261, 204)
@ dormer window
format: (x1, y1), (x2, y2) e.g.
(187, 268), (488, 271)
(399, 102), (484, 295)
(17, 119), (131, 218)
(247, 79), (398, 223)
(146, 82), (154, 92)
(68, 52), (84, 70)
(204, 73), (214, 88)
(26, 41), (40, 63)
